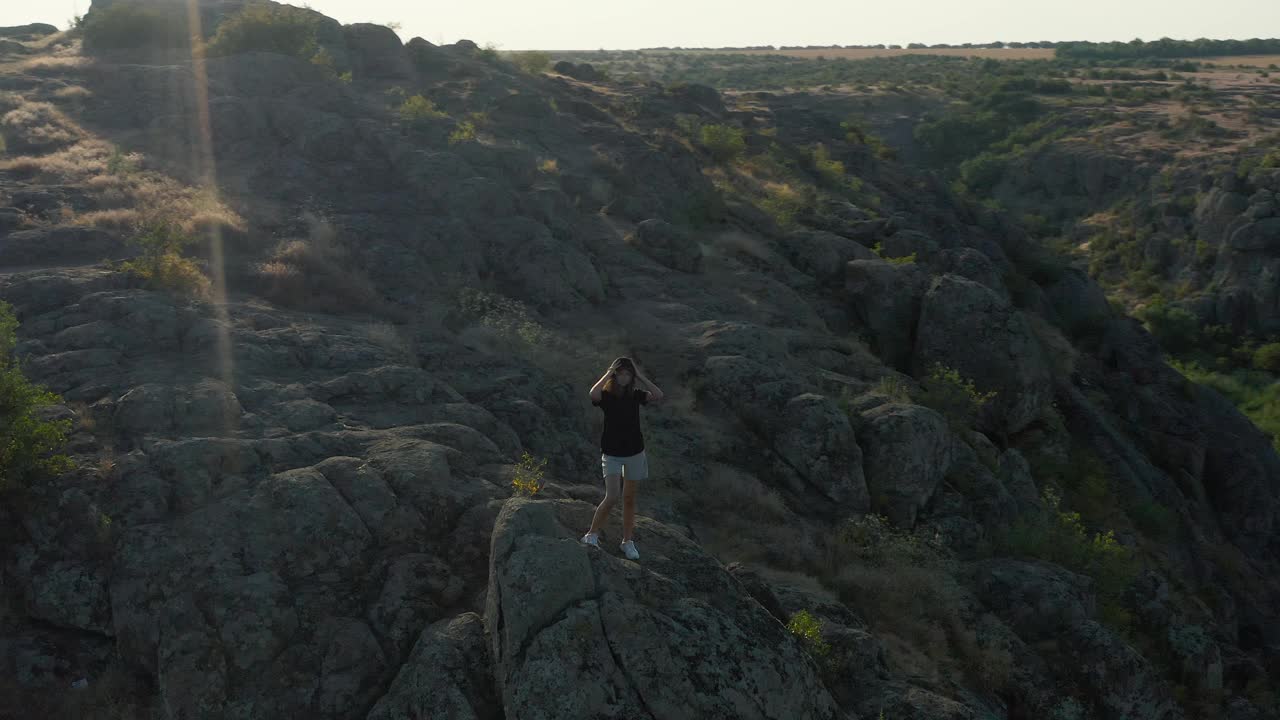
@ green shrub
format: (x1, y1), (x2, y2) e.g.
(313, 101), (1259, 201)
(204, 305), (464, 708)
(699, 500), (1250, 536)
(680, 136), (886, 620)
(917, 363), (995, 429)
(510, 51), (551, 74)
(203, 3), (322, 60)
(810, 143), (845, 184)
(398, 95), (447, 126)
(1138, 302), (1201, 354)
(1130, 500), (1176, 540)
(757, 181), (813, 229)
(120, 221), (210, 297)
(0, 301), (72, 495)
(1253, 342), (1280, 373)
(786, 610), (831, 657)
(82, 3), (192, 51)
(1001, 488), (1138, 599)
(699, 124), (746, 162)
(511, 451), (547, 495)
(448, 120), (477, 145)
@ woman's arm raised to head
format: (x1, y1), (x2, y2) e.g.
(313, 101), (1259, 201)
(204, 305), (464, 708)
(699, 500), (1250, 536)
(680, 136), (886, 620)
(634, 367), (665, 404)
(589, 366), (613, 404)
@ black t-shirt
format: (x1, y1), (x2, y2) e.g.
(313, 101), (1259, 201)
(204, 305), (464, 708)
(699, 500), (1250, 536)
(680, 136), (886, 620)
(593, 387), (650, 456)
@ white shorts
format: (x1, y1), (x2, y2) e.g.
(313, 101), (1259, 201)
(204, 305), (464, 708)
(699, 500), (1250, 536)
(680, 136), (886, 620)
(601, 450), (648, 481)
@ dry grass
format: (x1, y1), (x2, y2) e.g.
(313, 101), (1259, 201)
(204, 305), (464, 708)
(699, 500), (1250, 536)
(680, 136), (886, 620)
(53, 85), (93, 101)
(0, 100), (86, 152)
(8, 55), (90, 75)
(1199, 55), (1280, 68)
(255, 224), (382, 314)
(361, 321), (417, 366)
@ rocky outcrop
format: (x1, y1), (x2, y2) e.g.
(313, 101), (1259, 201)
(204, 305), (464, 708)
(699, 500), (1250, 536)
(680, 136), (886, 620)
(844, 258), (928, 370)
(700, 354), (869, 516)
(485, 497), (844, 720)
(629, 218), (703, 273)
(341, 23), (413, 79)
(855, 402), (953, 527)
(913, 274), (1053, 434)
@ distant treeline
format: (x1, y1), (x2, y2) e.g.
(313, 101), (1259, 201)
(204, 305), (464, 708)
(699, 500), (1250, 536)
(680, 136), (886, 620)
(638, 38), (1280, 60)
(640, 42), (1061, 51)
(1056, 38), (1280, 60)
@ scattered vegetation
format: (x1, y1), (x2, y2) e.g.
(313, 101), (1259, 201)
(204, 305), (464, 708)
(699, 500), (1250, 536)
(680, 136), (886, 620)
(1001, 488), (1139, 608)
(449, 119), (478, 145)
(120, 220), (210, 297)
(917, 363), (996, 429)
(256, 225), (382, 314)
(510, 51), (552, 74)
(699, 124), (746, 162)
(454, 288), (554, 349)
(786, 610), (831, 657)
(0, 301), (72, 496)
(398, 94), (447, 127)
(511, 451), (547, 495)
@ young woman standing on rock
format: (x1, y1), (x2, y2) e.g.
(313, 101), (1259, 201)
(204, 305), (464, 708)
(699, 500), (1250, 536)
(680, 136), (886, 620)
(581, 356), (663, 560)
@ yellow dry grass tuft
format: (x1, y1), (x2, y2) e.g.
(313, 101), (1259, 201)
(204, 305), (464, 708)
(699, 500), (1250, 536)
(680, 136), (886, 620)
(256, 228), (382, 314)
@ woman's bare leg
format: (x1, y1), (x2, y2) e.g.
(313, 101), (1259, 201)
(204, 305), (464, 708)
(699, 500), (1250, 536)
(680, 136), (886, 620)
(588, 474), (622, 535)
(621, 479), (638, 541)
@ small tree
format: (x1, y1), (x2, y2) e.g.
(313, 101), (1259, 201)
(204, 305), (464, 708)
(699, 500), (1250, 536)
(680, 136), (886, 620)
(203, 4), (322, 60)
(120, 220), (210, 297)
(0, 301), (72, 495)
(82, 3), (192, 51)
(699, 124), (746, 162)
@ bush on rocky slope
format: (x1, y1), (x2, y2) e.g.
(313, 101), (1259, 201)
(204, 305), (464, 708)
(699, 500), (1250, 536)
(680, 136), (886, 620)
(82, 3), (192, 51)
(203, 3), (324, 60)
(0, 301), (72, 495)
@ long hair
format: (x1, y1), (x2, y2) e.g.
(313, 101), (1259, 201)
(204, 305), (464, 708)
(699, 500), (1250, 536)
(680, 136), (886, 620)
(603, 357), (636, 395)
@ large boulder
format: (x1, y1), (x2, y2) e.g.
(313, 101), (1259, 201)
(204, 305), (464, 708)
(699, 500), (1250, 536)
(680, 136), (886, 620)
(0, 23), (59, 38)
(1062, 620), (1184, 720)
(629, 219), (703, 273)
(485, 498), (845, 720)
(971, 559), (1094, 642)
(784, 229), (877, 281)
(700, 355), (869, 515)
(366, 612), (500, 720)
(341, 23), (413, 78)
(845, 259), (928, 371)
(913, 274), (1053, 435)
(855, 403), (954, 527)
(1227, 218), (1280, 252)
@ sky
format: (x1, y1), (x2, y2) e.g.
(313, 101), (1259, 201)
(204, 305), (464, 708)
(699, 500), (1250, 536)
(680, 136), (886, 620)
(4, 0), (1279, 51)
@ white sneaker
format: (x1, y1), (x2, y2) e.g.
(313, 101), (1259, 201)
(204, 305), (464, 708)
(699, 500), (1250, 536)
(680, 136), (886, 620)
(581, 532), (600, 548)
(620, 540), (640, 560)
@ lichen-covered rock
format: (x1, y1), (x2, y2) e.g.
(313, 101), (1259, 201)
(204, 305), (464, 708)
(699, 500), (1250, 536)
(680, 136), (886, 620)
(856, 402), (953, 527)
(845, 259), (928, 371)
(913, 274), (1053, 434)
(341, 23), (412, 79)
(367, 612), (500, 720)
(485, 497), (844, 720)
(629, 219), (703, 273)
(972, 559), (1094, 642)
(700, 355), (869, 515)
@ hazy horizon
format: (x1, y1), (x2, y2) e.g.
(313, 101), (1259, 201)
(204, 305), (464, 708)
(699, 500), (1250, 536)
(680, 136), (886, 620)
(4, 0), (1279, 51)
